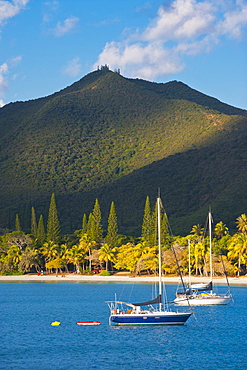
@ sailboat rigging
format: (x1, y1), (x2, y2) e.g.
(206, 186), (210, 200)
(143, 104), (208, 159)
(106, 196), (192, 325)
(174, 211), (233, 306)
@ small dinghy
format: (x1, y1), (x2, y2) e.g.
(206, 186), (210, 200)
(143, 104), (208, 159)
(77, 321), (100, 326)
(51, 321), (61, 326)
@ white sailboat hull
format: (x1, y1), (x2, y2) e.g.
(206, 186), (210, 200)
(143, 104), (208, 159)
(175, 212), (233, 307)
(174, 294), (232, 306)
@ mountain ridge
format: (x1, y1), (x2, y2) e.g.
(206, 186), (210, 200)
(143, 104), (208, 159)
(0, 69), (246, 235)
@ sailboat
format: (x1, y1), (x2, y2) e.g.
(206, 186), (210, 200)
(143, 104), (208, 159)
(174, 211), (233, 306)
(106, 196), (192, 325)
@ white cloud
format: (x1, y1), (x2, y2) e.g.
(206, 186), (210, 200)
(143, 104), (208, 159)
(143, 0), (215, 41)
(52, 16), (79, 37)
(0, 99), (5, 107)
(63, 57), (82, 77)
(0, 62), (8, 74)
(10, 55), (22, 66)
(0, 62), (9, 103)
(217, 0), (247, 38)
(0, 57), (22, 104)
(42, 1), (59, 23)
(94, 0), (247, 80)
(0, 0), (30, 26)
(95, 41), (184, 80)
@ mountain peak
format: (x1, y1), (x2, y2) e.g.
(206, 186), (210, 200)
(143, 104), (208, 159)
(54, 68), (112, 96)
(0, 69), (247, 235)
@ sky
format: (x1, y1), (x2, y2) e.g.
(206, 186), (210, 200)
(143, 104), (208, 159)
(0, 0), (247, 110)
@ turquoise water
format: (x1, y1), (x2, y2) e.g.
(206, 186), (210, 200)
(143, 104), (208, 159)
(0, 282), (246, 370)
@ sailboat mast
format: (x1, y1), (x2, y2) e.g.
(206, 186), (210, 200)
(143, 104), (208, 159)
(188, 239), (191, 287)
(157, 197), (162, 311)
(209, 211), (213, 293)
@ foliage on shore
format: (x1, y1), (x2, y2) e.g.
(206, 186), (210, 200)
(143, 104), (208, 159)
(0, 195), (246, 277)
(0, 69), (247, 236)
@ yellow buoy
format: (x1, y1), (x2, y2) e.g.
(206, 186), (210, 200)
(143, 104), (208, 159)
(51, 321), (61, 326)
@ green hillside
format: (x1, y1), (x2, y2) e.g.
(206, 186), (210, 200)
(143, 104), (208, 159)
(0, 68), (246, 235)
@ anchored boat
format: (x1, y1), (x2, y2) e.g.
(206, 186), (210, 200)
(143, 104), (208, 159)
(77, 321), (100, 326)
(106, 196), (192, 325)
(174, 211), (233, 306)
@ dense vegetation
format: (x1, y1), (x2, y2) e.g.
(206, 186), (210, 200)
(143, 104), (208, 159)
(0, 68), (247, 236)
(0, 195), (246, 276)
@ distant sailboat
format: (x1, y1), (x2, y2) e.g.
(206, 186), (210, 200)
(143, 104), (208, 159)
(174, 211), (233, 306)
(106, 196), (192, 325)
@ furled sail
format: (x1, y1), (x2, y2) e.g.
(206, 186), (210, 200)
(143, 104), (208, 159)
(132, 294), (162, 306)
(183, 281), (213, 295)
(190, 281), (213, 292)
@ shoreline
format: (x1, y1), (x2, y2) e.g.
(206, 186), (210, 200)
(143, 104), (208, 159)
(0, 274), (246, 286)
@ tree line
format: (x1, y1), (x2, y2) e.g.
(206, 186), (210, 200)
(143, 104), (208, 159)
(0, 194), (247, 276)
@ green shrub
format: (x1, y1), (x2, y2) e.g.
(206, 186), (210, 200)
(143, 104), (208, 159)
(99, 270), (111, 276)
(1, 270), (24, 276)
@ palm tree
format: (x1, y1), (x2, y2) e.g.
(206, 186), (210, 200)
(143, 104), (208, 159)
(40, 241), (58, 263)
(6, 245), (22, 269)
(135, 244), (157, 275)
(78, 234), (97, 271)
(236, 214), (247, 233)
(190, 224), (204, 242)
(99, 243), (116, 271)
(228, 233), (247, 276)
(68, 244), (85, 273)
(193, 241), (207, 276)
(59, 243), (71, 272)
(214, 221), (229, 239)
(18, 247), (39, 273)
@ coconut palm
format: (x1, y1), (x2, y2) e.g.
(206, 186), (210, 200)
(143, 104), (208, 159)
(236, 214), (247, 233)
(40, 241), (59, 263)
(193, 241), (208, 276)
(59, 243), (71, 272)
(135, 244), (157, 275)
(190, 224), (204, 242)
(68, 244), (85, 273)
(228, 233), (247, 276)
(6, 245), (22, 268)
(18, 247), (39, 273)
(78, 234), (96, 271)
(99, 243), (116, 271)
(214, 221), (229, 239)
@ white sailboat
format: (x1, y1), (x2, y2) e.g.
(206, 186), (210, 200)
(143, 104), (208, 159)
(106, 196), (192, 325)
(174, 211), (233, 306)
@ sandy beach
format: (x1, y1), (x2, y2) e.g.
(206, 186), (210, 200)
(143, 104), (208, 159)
(0, 273), (246, 286)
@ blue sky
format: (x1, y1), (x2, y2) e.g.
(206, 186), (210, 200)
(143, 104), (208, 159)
(1, 0), (247, 109)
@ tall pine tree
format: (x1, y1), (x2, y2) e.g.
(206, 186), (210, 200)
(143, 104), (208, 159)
(106, 201), (118, 247)
(87, 213), (95, 240)
(141, 196), (152, 245)
(152, 199), (170, 247)
(47, 193), (60, 242)
(82, 213), (87, 234)
(92, 198), (103, 243)
(31, 207), (37, 237)
(37, 215), (45, 245)
(15, 214), (21, 231)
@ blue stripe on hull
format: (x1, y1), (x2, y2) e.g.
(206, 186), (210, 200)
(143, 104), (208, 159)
(110, 313), (191, 325)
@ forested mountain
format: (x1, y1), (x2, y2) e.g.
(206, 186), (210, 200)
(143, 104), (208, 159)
(0, 68), (246, 236)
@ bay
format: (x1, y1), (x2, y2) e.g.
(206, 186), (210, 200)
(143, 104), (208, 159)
(0, 282), (246, 370)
